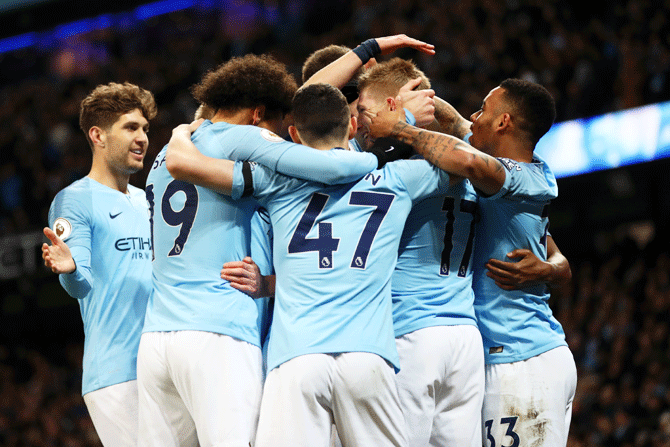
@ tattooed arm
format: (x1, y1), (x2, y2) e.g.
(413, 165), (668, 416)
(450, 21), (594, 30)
(369, 101), (505, 196)
(432, 97), (473, 139)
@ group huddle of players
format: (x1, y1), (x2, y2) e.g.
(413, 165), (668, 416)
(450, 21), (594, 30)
(41, 34), (577, 447)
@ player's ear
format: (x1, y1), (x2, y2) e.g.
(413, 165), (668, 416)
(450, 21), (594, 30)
(89, 126), (105, 148)
(252, 105), (266, 126)
(497, 113), (512, 133)
(348, 116), (357, 140)
(386, 97), (397, 112)
(288, 125), (302, 144)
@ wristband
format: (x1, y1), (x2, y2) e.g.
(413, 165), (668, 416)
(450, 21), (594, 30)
(352, 39), (381, 64)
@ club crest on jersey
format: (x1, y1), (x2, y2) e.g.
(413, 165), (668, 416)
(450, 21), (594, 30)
(499, 158), (522, 172)
(53, 217), (72, 240)
(260, 128), (284, 143)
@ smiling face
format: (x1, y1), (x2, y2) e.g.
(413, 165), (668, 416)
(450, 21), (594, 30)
(469, 86), (507, 155)
(356, 87), (388, 149)
(100, 109), (149, 175)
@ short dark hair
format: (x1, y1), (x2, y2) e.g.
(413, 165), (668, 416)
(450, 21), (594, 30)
(191, 54), (297, 120)
(79, 82), (156, 149)
(292, 84), (350, 146)
(302, 45), (362, 104)
(499, 78), (556, 145)
(302, 45), (358, 84)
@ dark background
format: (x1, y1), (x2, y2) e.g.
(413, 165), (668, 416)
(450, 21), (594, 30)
(0, 1), (668, 446)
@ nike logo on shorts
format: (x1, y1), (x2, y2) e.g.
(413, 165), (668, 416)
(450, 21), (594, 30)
(385, 146), (394, 152)
(109, 212), (122, 219)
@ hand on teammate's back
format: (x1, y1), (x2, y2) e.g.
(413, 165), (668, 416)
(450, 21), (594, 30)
(485, 249), (553, 290)
(221, 257), (267, 298)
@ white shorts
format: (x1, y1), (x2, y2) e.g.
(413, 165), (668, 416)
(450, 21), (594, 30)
(83, 380), (138, 446)
(255, 352), (407, 447)
(137, 330), (263, 447)
(395, 325), (484, 447)
(482, 346), (577, 447)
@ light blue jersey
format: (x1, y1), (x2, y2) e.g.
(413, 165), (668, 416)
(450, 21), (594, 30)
(473, 154), (567, 364)
(392, 179), (478, 337)
(232, 158), (452, 372)
(144, 121), (378, 347)
(48, 177), (152, 395)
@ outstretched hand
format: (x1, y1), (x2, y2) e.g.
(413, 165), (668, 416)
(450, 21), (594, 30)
(485, 249), (551, 291)
(221, 256), (267, 298)
(42, 227), (75, 274)
(376, 34), (435, 56)
(397, 78), (435, 128)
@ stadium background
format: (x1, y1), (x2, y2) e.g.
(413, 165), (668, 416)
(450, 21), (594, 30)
(0, 0), (668, 445)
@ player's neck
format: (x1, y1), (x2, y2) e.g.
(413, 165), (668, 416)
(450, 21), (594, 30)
(308, 138), (350, 151)
(88, 161), (130, 194)
(211, 108), (255, 126)
(492, 135), (534, 163)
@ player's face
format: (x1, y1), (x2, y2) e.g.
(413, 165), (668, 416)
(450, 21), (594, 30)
(469, 86), (505, 154)
(102, 109), (149, 175)
(357, 88), (387, 149)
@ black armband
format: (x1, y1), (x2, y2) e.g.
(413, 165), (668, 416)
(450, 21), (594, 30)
(352, 39), (381, 64)
(365, 137), (415, 169)
(242, 161), (254, 197)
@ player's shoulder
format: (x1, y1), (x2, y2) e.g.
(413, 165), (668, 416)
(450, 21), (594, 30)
(53, 177), (93, 206)
(353, 159), (433, 194)
(381, 158), (438, 182)
(50, 178), (94, 228)
(498, 154), (554, 179)
(202, 121), (285, 142)
(497, 153), (557, 192)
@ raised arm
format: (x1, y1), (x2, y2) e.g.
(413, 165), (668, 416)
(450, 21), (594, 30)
(369, 97), (506, 196)
(167, 116), (424, 190)
(485, 236), (572, 290)
(305, 35), (435, 89)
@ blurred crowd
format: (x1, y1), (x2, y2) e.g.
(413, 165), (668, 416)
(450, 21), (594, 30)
(562, 241), (670, 447)
(2, 0), (670, 445)
(1, 0), (670, 236)
(0, 343), (101, 446)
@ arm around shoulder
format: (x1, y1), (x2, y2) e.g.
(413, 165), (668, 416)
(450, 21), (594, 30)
(165, 123), (235, 196)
